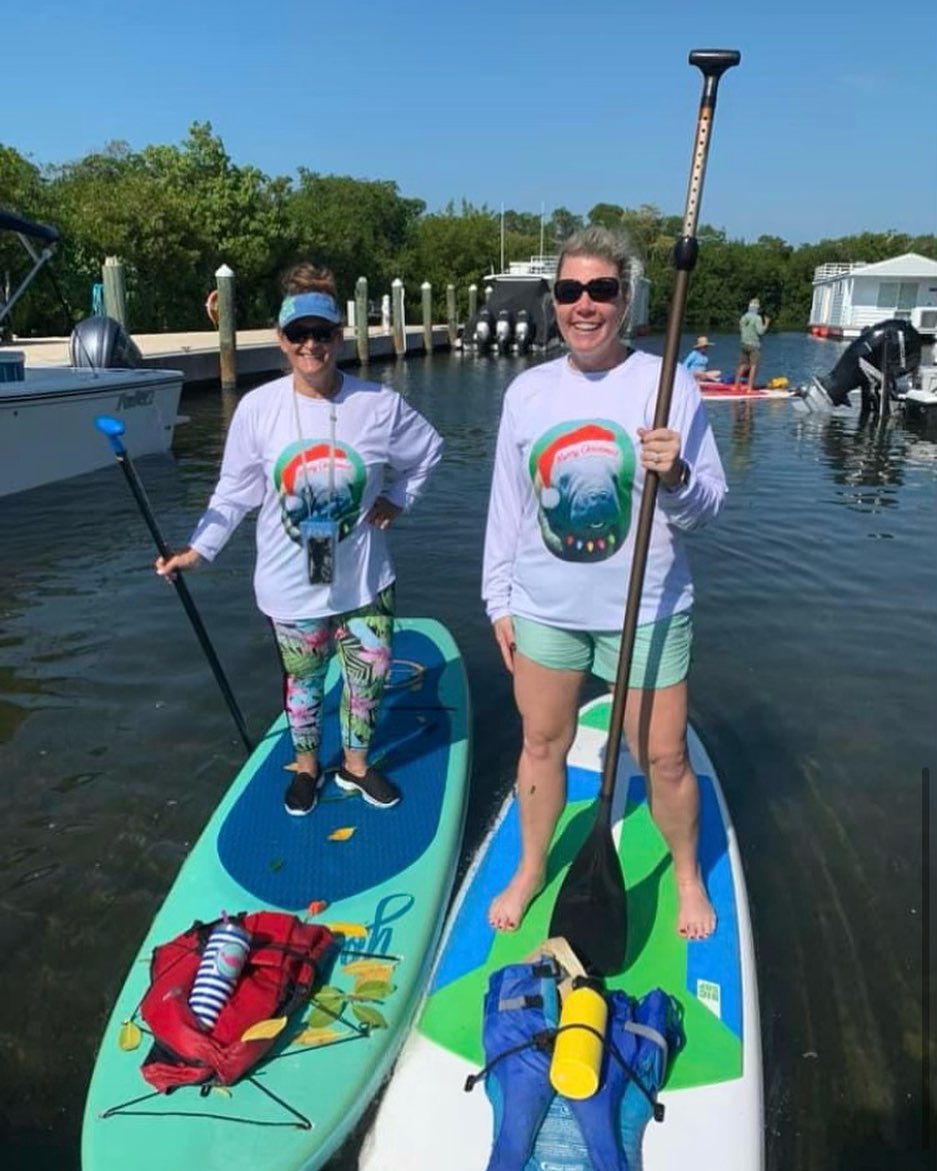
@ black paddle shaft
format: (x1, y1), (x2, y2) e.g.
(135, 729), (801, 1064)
(598, 48), (740, 820)
(549, 49), (740, 977)
(112, 448), (255, 754)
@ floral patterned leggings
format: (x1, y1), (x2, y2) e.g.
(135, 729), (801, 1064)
(271, 585), (395, 756)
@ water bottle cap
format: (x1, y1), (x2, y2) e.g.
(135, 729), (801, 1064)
(211, 922), (251, 979)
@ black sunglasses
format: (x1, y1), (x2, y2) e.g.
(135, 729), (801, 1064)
(553, 277), (621, 305)
(284, 322), (339, 345)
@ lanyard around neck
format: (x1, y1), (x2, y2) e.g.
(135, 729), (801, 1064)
(291, 388), (337, 515)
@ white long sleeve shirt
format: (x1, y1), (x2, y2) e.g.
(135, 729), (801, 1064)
(482, 350), (726, 630)
(189, 372), (443, 621)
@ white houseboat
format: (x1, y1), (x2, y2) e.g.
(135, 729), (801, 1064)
(808, 252), (937, 340)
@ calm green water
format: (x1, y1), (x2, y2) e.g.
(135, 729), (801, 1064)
(1, 333), (934, 1170)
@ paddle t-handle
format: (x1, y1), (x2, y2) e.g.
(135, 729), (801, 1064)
(688, 48), (741, 78)
(94, 414), (254, 753)
(95, 413), (127, 446)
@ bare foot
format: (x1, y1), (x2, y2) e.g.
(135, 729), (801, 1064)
(487, 869), (545, 932)
(676, 874), (716, 940)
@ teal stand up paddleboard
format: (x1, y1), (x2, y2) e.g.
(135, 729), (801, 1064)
(361, 695), (763, 1170)
(82, 618), (470, 1171)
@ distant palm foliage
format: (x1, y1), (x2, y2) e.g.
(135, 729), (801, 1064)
(2, 125), (935, 336)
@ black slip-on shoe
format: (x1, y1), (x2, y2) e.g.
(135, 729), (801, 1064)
(335, 765), (401, 808)
(284, 769), (323, 817)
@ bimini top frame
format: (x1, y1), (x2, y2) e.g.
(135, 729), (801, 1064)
(0, 210), (60, 326)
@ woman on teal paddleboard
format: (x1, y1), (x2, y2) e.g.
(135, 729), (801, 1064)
(482, 226), (727, 940)
(157, 262), (443, 815)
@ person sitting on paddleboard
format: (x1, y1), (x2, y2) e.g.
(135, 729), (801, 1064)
(482, 225), (727, 941)
(681, 335), (722, 383)
(735, 298), (770, 392)
(157, 262), (443, 814)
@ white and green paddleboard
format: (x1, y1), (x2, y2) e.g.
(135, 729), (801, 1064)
(82, 618), (471, 1171)
(361, 694), (763, 1170)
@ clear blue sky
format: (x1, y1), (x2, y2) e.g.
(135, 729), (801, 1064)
(6, 0), (935, 246)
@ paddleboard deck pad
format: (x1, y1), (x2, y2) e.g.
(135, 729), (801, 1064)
(82, 618), (471, 1171)
(361, 695), (763, 1170)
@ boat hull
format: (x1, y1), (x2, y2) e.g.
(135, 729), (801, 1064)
(0, 366), (183, 497)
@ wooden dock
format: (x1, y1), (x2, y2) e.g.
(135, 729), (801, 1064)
(5, 324), (453, 385)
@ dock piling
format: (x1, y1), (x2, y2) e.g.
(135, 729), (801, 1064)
(392, 279), (406, 356)
(215, 264), (237, 391)
(468, 284), (478, 321)
(102, 257), (128, 329)
(421, 282), (433, 353)
(355, 277), (369, 364)
(446, 284), (457, 345)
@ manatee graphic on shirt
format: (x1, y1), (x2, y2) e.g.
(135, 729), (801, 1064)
(273, 439), (366, 543)
(529, 420), (634, 561)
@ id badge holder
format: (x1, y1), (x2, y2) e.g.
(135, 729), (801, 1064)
(300, 518), (338, 585)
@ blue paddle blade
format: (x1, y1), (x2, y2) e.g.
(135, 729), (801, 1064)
(94, 415), (126, 453)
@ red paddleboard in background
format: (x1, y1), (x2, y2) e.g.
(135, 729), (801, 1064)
(700, 381), (793, 401)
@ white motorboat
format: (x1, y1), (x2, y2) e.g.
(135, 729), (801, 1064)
(464, 237), (653, 356)
(0, 358), (183, 497)
(902, 363), (937, 416)
(0, 209), (183, 497)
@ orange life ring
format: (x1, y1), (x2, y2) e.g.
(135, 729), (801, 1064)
(205, 289), (219, 327)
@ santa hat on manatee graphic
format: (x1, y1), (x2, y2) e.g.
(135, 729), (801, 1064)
(529, 421), (633, 562)
(274, 440), (365, 542)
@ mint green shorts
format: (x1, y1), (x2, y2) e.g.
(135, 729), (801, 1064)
(512, 611), (692, 690)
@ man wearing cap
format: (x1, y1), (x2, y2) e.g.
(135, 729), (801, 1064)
(681, 335), (722, 383)
(735, 299), (770, 391)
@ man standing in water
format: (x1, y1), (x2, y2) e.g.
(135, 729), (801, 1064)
(735, 298), (769, 391)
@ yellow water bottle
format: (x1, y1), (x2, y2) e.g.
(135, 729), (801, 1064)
(548, 978), (608, 1100)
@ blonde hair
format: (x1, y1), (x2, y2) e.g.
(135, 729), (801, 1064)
(556, 225), (644, 329)
(557, 225), (640, 288)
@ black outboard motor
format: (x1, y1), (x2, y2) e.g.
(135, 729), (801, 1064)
(804, 318), (922, 412)
(495, 309), (513, 355)
(473, 308), (493, 350)
(69, 314), (143, 369)
(514, 309), (531, 353)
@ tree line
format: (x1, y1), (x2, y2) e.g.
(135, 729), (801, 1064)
(3, 123), (935, 338)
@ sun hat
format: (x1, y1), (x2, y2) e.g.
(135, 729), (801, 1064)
(278, 292), (341, 329)
(694, 335), (712, 348)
